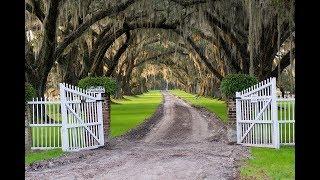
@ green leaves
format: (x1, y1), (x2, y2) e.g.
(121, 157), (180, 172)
(220, 74), (258, 98)
(25, 83), (36, 102)
(78, 76), (117, 95)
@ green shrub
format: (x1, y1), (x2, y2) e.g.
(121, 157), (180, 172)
(220, 74), (258, 99)
(25, 83), (36, 102)
(78, 76), (117, 95)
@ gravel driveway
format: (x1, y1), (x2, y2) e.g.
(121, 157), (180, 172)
(26, 91), (249, 180)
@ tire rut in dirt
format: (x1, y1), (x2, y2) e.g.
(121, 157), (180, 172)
(118, 101), (165, 141)
(161, 104), (192, 141)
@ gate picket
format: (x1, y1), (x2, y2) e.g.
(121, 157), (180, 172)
(59, 83), (105, 152)
(236, 77), (295, 148)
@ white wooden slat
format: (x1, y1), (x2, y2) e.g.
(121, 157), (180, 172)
(239, 98), (272, 142)
(27, 101), (61, 104)
(241, 83), (272, 97)
(84, 98), (89, 148)
(97, 93), (104, 145)
(80, 97), (85, 148)
(71, 93), (77, 150)
(36, 97), (39, 147)
(65, 103), (100, 143)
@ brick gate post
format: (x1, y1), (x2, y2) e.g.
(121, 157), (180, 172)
(102, 93), (111, 144)
(228, 98), (237, 126)
(227, 98), (237, 144)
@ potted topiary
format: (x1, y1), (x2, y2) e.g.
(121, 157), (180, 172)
(25, 83), (36, 153)
(220, 74), (258, 143)
(78, 76), (117, 144)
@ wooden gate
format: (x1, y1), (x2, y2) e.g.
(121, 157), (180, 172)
(236, 78), (280, 148)
(60, 83), (104, 151)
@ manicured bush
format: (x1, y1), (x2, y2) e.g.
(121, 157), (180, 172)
(220, 74), (258, 99)
(25, 83), (36, 102)
(78, 76), (117, 95)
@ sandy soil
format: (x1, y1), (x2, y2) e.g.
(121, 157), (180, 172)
(25, 91), (249, 180)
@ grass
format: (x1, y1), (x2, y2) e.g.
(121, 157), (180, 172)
(170, 89), (295, 180)
(26, 90), (162, 164)
(169, 89), (228, 122)
(241, 146), (295, 180)
(25, 149), (64, 165)
(110, 90), (162, 137)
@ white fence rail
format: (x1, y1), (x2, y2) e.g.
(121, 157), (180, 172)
(277, 96), (295, 145)
(236, 77), (295, 149)
(27, 83), (105, 152)
(27, 97), (62, 149)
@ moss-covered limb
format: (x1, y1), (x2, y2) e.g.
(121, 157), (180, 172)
(25, 0), (45, 23)
(106, 31), (132, 77)
(53, 0), (138, 60)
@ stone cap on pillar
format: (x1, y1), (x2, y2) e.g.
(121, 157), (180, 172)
(86, 86), (105, 94)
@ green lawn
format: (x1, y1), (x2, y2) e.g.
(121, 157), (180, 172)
(110, 90), (162, 137)
(26, 90), (162, 164)
(170, 89), (295, 180)
(169, 89), (228, 122)
(241, 146), (295, 180)
(25, 149), (64, 165)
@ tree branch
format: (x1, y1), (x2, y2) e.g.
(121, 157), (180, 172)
(106, 31), (131, 76)
(89, 19), (178, 74)
(134, 48), (188, 67)
(196, 30), (242, 72)
(53, 0), (137, 60)
(25, 0), (45, 23)
(204, 10), (247, 56)
(270, 48), (295, 78)
(170, 0), (208, 7)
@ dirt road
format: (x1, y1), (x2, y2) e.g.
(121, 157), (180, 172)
(26, 92), (248, 180)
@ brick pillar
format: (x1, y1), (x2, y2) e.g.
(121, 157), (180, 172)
(227, 98), (237, 144)
(25, 104), (32, 153)
(228, 99), (237, 127)
(102, 93), (111, 144)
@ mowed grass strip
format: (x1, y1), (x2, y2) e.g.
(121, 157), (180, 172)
(25, 149), (64, 165)
(170, 89), (295, 180)
(110, 90), (162, 137)
(26, 90), (162, 164)
(240, 146), (295, 180)
(169, 89), (228, 122)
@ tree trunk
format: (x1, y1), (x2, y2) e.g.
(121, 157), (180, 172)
(114, 72), (125, 99)
(25, 104), (32, 153)
(25, 0), (61, 98)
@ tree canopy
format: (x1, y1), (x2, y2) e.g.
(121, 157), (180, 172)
(25, 0), (295, 98)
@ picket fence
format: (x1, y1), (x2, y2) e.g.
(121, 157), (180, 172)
(28, 97), (62, 149)
(236, 77), (295, 149)
(27, 83), (105, 151)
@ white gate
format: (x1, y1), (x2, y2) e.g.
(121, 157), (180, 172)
(28, 97), (62, 149)
(236, 77), (295, 149)
(60, 83), (105, 151)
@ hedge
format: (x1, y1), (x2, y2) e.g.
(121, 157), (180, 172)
(220, 74), (258, 99)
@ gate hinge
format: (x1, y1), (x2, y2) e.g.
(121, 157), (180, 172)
(96, 99), (105, 102)
(234, 97), (242, 100)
